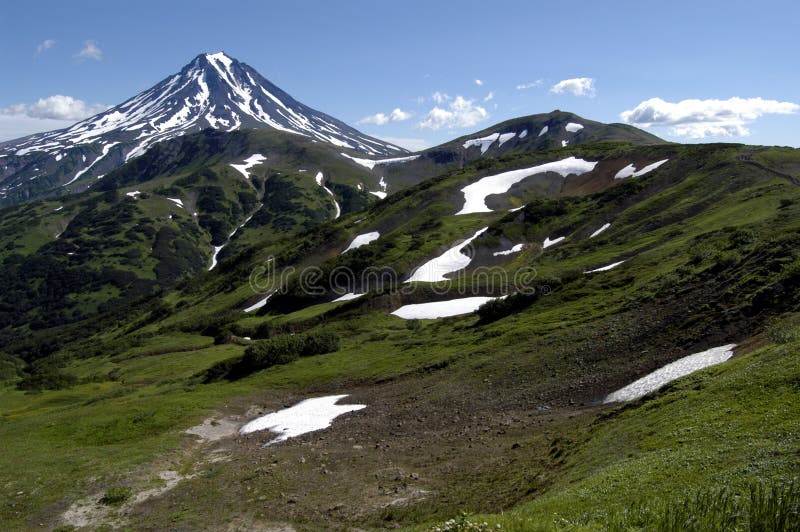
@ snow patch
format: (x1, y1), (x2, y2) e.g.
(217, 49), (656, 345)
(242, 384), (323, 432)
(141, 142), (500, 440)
(406, 227), (488, 283)
(561, 140), (569, 147)
(341, 153), (420, 170)
(493, 244), (523, 256)
(243, 293), (272, 313)
(457, 156), (597, 215)
(604, 344), (736, 403)
(125, 190), (141, 198)
(229, 153), (266, 179)
(332, 292), (365, 302)
(391, 296), (502, 319)
(565, 122), (584, 133)
(614, 159), (669, 179)
(498, 132), (516, 146)
(315, 171), (341, 219)
(543, 236), (565, 249)
(463, 133), (500, 154)
(590, 223), (611, 238)
(585, 260), (625, 273)
(240, 395), (366, 445)
(209, 245), (225, 271)
(343, 231), (380, 253)
(538, 125), (549, 137)
(167, 197), (184, 208)
(519, 129), (528, 139)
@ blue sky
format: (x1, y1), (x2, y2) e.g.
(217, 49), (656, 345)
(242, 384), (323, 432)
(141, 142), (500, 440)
(1, 0), (798, 149)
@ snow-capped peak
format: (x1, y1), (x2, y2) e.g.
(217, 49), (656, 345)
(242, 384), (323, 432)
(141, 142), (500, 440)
(0, 51), (405, 199)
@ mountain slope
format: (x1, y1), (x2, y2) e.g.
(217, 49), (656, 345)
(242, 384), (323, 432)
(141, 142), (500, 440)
(338, 110), (666, 194)
(1, 140), (799, 529)
(0, 52), (404, 206)
(0, 127), (379, 339)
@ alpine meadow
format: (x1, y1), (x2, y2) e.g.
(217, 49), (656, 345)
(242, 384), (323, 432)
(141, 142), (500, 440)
(1, 3), (800, 530)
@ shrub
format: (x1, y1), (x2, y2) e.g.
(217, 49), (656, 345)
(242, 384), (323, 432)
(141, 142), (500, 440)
(17, 368), (78, 391)
(200, 330), (340, 382)
(476, 292), (540, 325)
(99, 486), (132, 506)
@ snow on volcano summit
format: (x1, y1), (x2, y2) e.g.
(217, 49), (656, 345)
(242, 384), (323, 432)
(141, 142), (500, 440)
(1, 52), (405, 197)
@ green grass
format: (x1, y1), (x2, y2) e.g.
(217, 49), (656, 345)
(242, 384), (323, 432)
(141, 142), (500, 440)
(1, 141), (800, 529)
(416, 338), (800, 530)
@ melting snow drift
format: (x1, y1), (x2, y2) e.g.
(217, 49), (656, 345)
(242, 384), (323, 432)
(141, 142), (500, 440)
(604, 344), (736, 403)
(456, 157), (597, 215)
(543, 236), (565, 249)
(590, 223), (611, 238)
(406, 227), (488, 282)
(585, 260), (625, 273)
(493, 243), (524, 256)
(391, 296), (502, 319)
(243, 293), (272, 313)
(565, 122), (584, 132)
(229, 154), (266, 179)
(341, 153), (420, 170)
(614, 159), (669, 179)
(343, 231), (380, 253)
(332, 292), (365, 302)
(463, 133), (500, 154)
(315, 171), (341, 219)
(240, 395), (366, 445)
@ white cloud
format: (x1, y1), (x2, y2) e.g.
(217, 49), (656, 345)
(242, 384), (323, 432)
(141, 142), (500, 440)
(668, 123), (751, 139)
(0, 95), (107, 121)
(432, 91), (451, 104)
(0, 115), (74, 142)
(475, 79), (484, 86)
(516, 80), (543, 90)
(358, 107), (412, 126)
(0, 95), (108, 141)
(76, 40), (103, 61)
(372, 135), (431, 152)
(417, 96), (489, 130)
(550, 77), (596, 97)
(36, 39), (57, 55)
(620, 96), (800, 138)
(483, 91), (494, 102)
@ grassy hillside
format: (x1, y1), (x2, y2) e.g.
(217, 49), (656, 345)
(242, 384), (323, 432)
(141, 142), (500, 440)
(0, 128), (375, 345)
(1, 140), (799, 530)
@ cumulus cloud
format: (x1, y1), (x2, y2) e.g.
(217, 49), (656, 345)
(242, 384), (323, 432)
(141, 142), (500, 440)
(0, 115), (74, 142)
(0, 95), (108, 121)
(620, 97), (800, 138)
(475, 79), (484, 86)
(516, 80), (543, 90)
(417, 96), (489, 130)
(483, 91), (494, 102)
(76, 40), (103, 61)
(36, 39), (57, 55)
(0, 95), (107, 141)
(358, 108), (412, 126)
(550, 77), (596, 97)
(372, 135), (431, 152)
(432, 91), (451, 104)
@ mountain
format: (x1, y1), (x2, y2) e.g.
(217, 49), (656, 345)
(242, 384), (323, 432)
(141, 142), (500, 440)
(0, 52), (404, 206)
(2, 101), (799, 530)
(0, 110), (665, 338)
(339, 110), (666, 193)
(0, 127), (381, 336)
